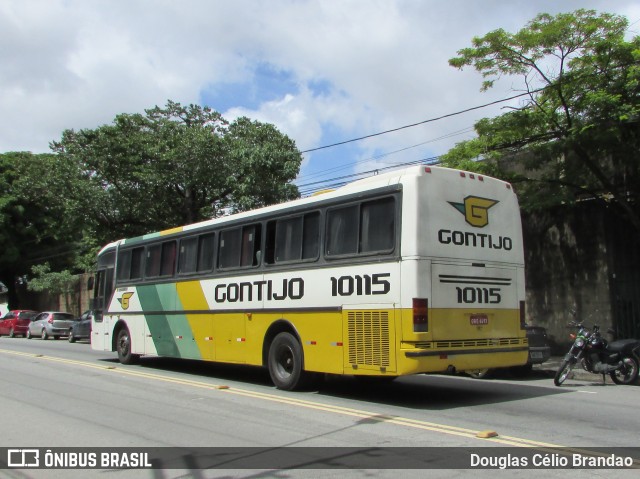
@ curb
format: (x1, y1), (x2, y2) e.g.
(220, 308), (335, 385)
(533, 357), (617, 384)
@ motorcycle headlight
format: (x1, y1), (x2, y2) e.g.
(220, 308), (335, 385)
(575, 338), (585, 348)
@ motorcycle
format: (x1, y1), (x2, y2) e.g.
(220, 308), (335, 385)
(554, 317), (640, 386)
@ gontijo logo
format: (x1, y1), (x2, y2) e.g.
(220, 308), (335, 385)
(117, 292), (134, 310)
(438, 195), (512, 250)
(448, 196), (498, 228)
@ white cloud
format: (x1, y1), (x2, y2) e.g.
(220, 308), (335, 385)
(1, 0), (638, 186)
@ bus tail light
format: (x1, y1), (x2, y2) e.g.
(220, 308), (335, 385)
(413, 298), (428, 332)
(519, 300), (526, 329)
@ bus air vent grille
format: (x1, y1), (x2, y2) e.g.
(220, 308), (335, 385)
(347, 311), (390, 367)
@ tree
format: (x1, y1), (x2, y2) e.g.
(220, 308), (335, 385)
(27, 263), (79, 313)
(443, 10), (640, 229)
(0, 152), (87, 307)
(51, 101), (302, 242)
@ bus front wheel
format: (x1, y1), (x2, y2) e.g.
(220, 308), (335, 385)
(268, 332), (307, 391)
(116, 327), (139, 365)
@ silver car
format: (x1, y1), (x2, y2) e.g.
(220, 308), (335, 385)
(26, 311), (76, 340)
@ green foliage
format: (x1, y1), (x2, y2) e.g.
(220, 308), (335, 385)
(0, 152), (88, 305)
(28, 263), (79, 312)
(51, 101), (302, 242)
(444, 9), (640, 230)
(224, 117), (301, 213)
(27, 263), (79, 294)
(1, 101), (302, 303)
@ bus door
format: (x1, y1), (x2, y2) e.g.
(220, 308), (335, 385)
(92, 266), (115, 351)
(430, 262), (520, 340)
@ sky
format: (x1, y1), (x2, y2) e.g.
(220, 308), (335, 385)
(2, 0), (639, 195)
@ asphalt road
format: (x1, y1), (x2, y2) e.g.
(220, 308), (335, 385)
(0, 337), (638, 479)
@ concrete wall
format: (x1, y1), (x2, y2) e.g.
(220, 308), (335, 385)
(522, 202), (639, 353)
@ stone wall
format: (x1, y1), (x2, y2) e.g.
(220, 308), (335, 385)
(15, 273), (93, 317)
(522, 201), (639, 353)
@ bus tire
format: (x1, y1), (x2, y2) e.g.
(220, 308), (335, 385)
(268, 332), (306, 391)
(116, 327), (139, 365)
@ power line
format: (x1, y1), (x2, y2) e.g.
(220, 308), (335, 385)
(299, 91), (532, 154)
(297, 156), (440, 197)
(295, 127), (473, 185)
(300, 57), (640, 156)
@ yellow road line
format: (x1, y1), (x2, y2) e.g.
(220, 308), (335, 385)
(1, 347), (637, 464)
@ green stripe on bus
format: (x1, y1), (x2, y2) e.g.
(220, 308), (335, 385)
(163, 284), (202, 360)
(137, 284), (179, 358)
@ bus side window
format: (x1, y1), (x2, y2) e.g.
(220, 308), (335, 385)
(130, 247), (144, 279)
(116, 250), (132, 281)
(218, 228), (242, 269)
(160, 241), (176, 276)
(178, 237), (198, 274)
(360, 197), (395, 253)
(326, 205), (358, 256)
(145, 244), (162, 277)
(241, 224), (261, 267)
(264, 221), (277, 265)
(197, 233), (215, 272)
(117, 247), (143, 282)
(275, 216), (303, 262)
(302, 212), (320, 260)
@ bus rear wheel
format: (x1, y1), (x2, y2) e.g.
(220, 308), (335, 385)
(268, 332), (308, 391)
(116, 327), (139, 365)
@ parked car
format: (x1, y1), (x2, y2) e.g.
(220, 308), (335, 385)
(466, 324), (552, 379)
(26, 311), (76, 340)
(0, 310), (39, 337)
(68, 310), (93, 343)
(525, 324), (552, 365)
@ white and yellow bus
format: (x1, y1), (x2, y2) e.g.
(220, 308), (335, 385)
(91, 165), (528, 390)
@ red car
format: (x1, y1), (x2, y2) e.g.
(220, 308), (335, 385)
(0, 310), (39, 338)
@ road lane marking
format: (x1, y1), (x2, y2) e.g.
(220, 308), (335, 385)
(2, 347), (638, 465)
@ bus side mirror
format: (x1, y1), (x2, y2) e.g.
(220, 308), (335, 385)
(87, 277), (94, 291)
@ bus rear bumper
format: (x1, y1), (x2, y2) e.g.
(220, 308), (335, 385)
(405, 346), (528, 358)
(399, 347), (529, 374)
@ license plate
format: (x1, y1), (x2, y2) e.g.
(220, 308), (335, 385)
(470, 314), (489, 326)
(530, 352), (543, 359)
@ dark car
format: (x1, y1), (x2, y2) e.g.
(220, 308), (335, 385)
(68, 310), (93, 343)
(525, 324), (551, 365)
(0, 310), (39, 338)
(466, 324), (551, 378)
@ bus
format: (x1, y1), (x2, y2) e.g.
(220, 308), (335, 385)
(91, 165), (528, 390)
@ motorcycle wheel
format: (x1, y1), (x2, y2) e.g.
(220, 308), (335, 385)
(554, 359), (574, 386)
(610, 357), (639, 385)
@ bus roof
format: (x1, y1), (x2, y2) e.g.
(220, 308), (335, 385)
(98, 165), (512, 254)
